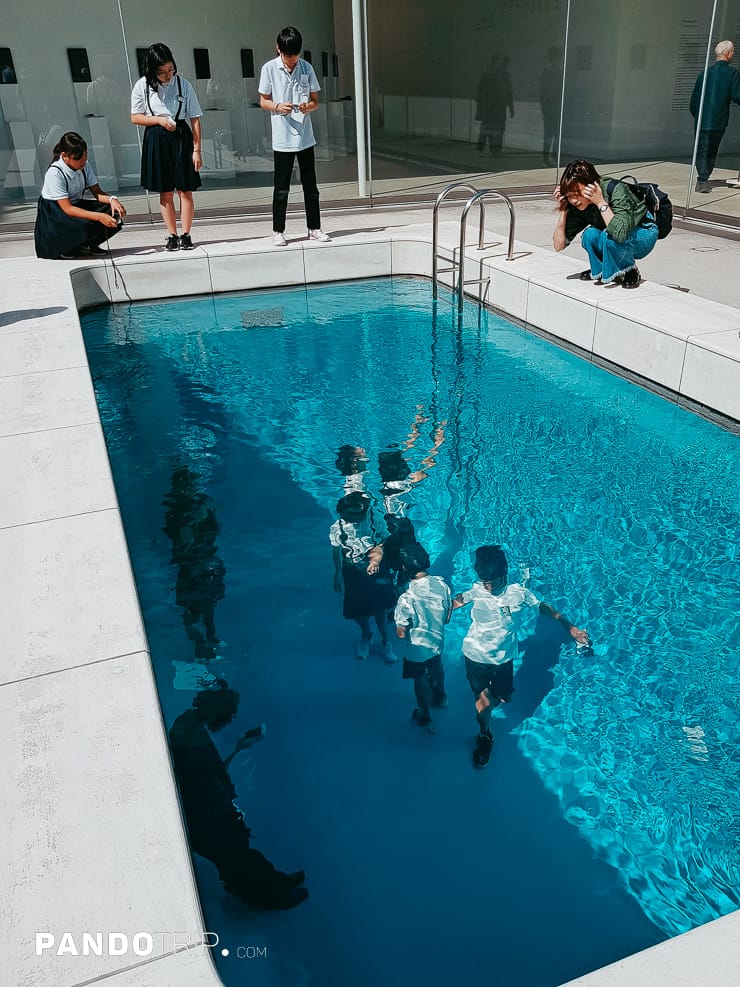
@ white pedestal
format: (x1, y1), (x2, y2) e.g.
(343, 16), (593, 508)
(0, 84), (25, 123)
(87, 116), (118, 191)
(313, 103), (332, 161)
(201, 109), (236, 180)
(4, 121), (40, 196)
(244, 104), (269, 157)
(326, 101), (354, 156)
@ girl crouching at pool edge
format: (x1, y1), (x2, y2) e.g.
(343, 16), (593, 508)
(452, 544), (590, 769)
(34, 132), (125, 259)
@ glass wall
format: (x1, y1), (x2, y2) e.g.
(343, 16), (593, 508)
(366, 0), (568, 195)
(0, 0), (360, 231)
(3, 0), (740, 233)
(364, 0), (740, 222)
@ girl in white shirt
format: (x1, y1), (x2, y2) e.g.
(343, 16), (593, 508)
(130, 43), (202, 251)
(34, 132), (125, 259)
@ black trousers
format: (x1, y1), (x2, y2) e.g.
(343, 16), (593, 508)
(695, 128), (725, 182)
(272, 146), (321, 232)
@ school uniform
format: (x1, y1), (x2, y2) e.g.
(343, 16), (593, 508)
(459, 581), (541, 703)
(329, 517), (396, 619)
(131, 74), (203, 193)
(395, 575), (451, 705)
(258, 55), (322, 232)
(34, 159), (118, 259)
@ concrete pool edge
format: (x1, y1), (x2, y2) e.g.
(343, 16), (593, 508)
(1, 229), (738, 987)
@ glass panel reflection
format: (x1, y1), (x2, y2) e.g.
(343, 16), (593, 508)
(4, 0), (740, 233)
(686, 2), (740, 220)
(367, 0), (568, 198)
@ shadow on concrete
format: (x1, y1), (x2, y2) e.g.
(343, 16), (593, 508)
(0, 306), (67, 327)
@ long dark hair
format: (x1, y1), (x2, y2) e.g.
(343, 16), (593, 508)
(52, 132), (87, 162)
(144, 42), (177, 91)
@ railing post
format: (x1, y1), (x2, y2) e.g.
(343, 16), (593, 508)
(458, 189), (517, 311)
(432, 181), (480, 300)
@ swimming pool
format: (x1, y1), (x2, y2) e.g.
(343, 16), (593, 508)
(82, 276), (740, 987)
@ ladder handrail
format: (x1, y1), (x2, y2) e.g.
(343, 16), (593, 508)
(457, 190), (516, 311)
(432, 182), (485, 299)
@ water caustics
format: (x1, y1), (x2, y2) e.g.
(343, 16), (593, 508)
(82, 277), (740, 948)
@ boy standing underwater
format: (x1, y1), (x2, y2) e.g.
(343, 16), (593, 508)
(453, 545), (589, 768)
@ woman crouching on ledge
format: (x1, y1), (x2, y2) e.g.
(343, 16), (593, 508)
(552, 158), (658, 289)
(34, 132), (125, 259)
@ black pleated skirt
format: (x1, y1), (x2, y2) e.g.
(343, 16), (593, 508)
(34, 198), (120, 259)
(341, 562), (397, 620)
(141, 120), (202, 193)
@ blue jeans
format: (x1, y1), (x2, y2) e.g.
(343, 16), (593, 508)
(581, 222), (658, 284)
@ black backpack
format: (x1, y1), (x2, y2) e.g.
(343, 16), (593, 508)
(606, 175), (673, 239)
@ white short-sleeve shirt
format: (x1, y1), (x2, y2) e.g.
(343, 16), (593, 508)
(130, 74), (202, 121)
(459, 581), (541, 665)
(395, 575), (452, 661)
(41, 160), (98, 202)
(258, 56), (320, 152)
(329, 518), (377, 565)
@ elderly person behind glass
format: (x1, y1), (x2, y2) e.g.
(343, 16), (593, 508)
(552, 159), (658, 289)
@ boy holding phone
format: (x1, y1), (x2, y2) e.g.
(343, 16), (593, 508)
(258, 26), (331, 246)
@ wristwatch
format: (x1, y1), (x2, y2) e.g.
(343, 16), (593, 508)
(598, 203), (609, 212)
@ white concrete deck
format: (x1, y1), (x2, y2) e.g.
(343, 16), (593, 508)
(1, 205), (738, 987)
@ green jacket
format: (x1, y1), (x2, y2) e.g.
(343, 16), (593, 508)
(565, 178), (648, 245)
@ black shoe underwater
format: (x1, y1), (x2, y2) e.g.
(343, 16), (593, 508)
(472, 730), (494, 769)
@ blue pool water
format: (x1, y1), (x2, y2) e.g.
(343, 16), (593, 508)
(82, 277), (740, 987)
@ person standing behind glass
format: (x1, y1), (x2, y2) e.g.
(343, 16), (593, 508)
(476, 53), (514, 155)
(539, 47), (561, 167)
(34, 131), (125, 259)
(259, 26), (331, 246)
(131, 43), (202, 251)
(690, 40), (740, 193)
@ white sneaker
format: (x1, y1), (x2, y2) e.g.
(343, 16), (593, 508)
(382, 640), (398, 664)
(273, 231), (288, 247)
(308, 229), (331, 242)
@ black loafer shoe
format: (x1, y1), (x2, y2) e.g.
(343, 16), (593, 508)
(622, 268), (641, 289)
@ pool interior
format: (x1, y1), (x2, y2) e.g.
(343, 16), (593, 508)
(81, 277), (740, 987)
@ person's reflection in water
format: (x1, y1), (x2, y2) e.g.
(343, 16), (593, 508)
(163, 467), (226, 661)
(335, 444), (369, 494)
(539, 47), (562, 167)
(379, 408), (446, 520)
(169, 681), (308, 909)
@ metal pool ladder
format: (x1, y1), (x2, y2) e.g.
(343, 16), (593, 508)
(432, 183), (517, 311)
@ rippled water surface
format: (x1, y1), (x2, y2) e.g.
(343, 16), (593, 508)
(82, 277), (740, 987)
